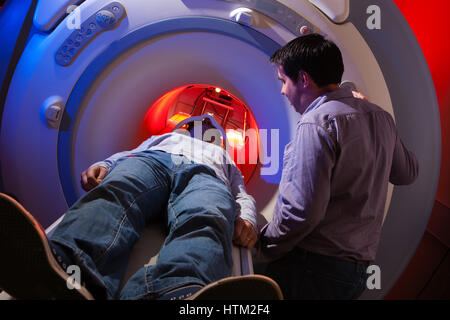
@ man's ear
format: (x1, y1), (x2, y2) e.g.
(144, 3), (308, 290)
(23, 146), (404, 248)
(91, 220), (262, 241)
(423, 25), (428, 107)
(298, 70), (309, 88)
(299, 71), (317, 89)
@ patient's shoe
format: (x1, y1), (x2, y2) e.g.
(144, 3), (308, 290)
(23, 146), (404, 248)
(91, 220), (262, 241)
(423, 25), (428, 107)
(0, 193), (94, 300)
(188, 274), (283, 300)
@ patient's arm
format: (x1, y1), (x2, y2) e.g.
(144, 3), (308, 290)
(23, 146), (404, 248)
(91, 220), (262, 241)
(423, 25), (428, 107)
(228, 164), (258, 248)
(233, 217), (258, 249)
(81, 136), (162, 191)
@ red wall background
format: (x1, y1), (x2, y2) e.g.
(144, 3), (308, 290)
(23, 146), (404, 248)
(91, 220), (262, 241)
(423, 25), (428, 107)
(386, 0), (450, 299)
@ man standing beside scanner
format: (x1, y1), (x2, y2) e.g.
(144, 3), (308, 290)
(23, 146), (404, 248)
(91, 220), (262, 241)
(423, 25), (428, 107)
(257, 34), (419, 299)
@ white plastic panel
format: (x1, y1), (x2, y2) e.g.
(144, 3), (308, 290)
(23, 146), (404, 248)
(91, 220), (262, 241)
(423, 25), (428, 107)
(308, 0), (349, 23)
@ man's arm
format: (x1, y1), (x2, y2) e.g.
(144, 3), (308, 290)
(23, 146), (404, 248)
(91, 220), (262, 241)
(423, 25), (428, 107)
(389, 130), (419, 185)
(259, 123), (335, 262)
(228, 164), (258, 248)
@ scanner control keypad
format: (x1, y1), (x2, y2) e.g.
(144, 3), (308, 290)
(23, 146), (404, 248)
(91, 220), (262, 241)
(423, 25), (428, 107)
(55, 2), (125, 66)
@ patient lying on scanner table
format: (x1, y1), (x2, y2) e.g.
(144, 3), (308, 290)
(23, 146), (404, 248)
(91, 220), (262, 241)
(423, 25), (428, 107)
(0, 114), (282, 300)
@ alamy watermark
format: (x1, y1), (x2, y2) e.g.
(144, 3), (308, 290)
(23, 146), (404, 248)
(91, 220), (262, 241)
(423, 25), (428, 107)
(66, 5), (82, 30)
(64, 263), (382, 292)
(170, 126), (280, 177)
(66, 3), (382, 31)
(367, 5), (381, 30)
(366, 264), (381, 290)
(66, 265), (81, 290)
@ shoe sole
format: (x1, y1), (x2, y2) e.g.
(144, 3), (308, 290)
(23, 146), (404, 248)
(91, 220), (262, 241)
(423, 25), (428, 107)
(0, 193), (94, 300)
(188, 274), (283, 300)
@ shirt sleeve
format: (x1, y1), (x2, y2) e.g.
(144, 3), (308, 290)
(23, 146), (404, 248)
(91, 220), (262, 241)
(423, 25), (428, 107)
(259, 123), (336, 262)
(389, 130), (419, 185)
(228, 164), (258, 231)
(90, 136), (158, 170)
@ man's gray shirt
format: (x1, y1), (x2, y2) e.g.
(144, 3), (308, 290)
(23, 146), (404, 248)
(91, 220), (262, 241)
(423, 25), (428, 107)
(260, 87), (419, 262)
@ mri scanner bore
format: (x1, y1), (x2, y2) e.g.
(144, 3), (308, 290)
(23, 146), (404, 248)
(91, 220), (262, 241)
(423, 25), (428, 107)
(0, 0), (441, 300)
(140, 85), (261, 183)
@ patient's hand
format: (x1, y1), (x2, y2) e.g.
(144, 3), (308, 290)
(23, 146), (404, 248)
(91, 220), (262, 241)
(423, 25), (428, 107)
(81, 166), (108, 191)
(233, 218), (258, 249)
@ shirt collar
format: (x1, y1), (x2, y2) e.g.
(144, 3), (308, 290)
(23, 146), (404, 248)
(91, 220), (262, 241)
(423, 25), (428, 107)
(302, 87), (354, 116)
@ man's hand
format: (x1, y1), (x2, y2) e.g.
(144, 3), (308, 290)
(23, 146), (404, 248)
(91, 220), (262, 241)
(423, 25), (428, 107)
(81, 166), (108, 192)
(233, 218), (258, 249)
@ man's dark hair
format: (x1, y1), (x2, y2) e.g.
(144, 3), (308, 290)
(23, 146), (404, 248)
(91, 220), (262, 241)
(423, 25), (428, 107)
(186, 117), (215, 134)
(270, 33), (344, 87)
(186, 118), (222, 146)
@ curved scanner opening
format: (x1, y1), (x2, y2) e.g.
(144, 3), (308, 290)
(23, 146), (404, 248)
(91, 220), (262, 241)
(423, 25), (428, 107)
(140, 84), (260, 183)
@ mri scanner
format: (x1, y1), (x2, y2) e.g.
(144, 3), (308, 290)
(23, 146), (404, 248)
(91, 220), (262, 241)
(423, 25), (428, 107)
(0, 0), (441, 299)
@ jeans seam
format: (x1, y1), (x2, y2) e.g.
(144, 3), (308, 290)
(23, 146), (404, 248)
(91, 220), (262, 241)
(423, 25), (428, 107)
(123, 266), (153, 300)
(94, 184), (165, 265)
(144, 265), (152, 293)
(94, 213), (127, 265)
(167, 200), (178, 230)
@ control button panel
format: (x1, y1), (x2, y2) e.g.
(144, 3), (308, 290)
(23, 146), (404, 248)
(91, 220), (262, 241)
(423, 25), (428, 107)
(220, 0), (315, 36)
(55, 2), (125, 66)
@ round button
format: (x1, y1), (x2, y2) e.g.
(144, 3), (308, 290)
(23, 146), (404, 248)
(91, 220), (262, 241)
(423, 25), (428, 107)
(299, 25), (310, 35)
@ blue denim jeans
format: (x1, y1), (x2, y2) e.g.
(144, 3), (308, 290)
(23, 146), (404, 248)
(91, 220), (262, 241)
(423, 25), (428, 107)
(49, 150), (236, 299)
(262, 247), (369, 300)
